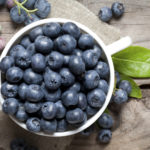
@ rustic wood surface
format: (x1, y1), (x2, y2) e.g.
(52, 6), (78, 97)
(75, 1), (150, 150)
(0, 0), (150, 150)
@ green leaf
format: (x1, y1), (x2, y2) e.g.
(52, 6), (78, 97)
(104, 108), (109, 114)
(120, 74), (142, 98)
(112, 46), (150, 78)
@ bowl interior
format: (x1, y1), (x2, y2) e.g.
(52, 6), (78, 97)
(0, 18), (115, 137)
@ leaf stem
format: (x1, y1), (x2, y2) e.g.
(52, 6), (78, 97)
(13, 0), (38, 16)
(21, 0), (28, 5)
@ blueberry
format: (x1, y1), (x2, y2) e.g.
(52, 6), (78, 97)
(44, 70), (61, 90)
(29, 27), (43, 42)
(10, 44), (25, 57)
(24, 101), (41, 113)
(18, 83), (28, 100)
(72, 49), (83, 57)
(69, 55), (85, 75)
(111, 2), (124, 18)
(78, 34), (94, 50)
(60, 68), (75, 87)
(26, 84), (44, 102)
(95, 61), (109, 78)
(41, 102), (57, 120)
(26, 44), (36, 55)
(118, 80), (132, 95)
(40, 119), (57, 133)
(10, 6), (27, 24)
(15, 49), (31, 69)
(98, 7), (112, 22)
(26, 117), (41, 132)
(113, 89), (128, 104)
(98, 113), (114, 129)
(69, 82), (81, 92)
(34, 0), (51, 19)
(74, 112), (87, 127)
(98, 129), (112, 143)
(82, 50), (99, 68)
(23, 68), (43, 85)
(20, 35), (32, 48)
(24, 13), (40, 25)
(46, 51), (64, 70)
(6, 67), (23, 83)
(31, 53), (46, 73)
(115, 71), (121, 86)
(93, 45), (102, 60)
(10, 138), (27, 150)
(55, 100), (66, 119)
(19, 0), (36, 9)
(86, 105), (98, 116)
(66, 108), (84, 124)
(84, 70), (100, 90)
(62, 22), (80, 39)
(2, 98), (19, 115)
(81, 125), (94, 136)
(43, 23), (62, 38)
(35, 36), (53, 54)
(63, 55), (70, 66)
(78, 93), (87, 110)
(98, 79), (108, 94)
(42, 84), (61, 102)
(16, 104), (28, 122)
(55, 34), (77, 54)
(1, 82), (18, 98)
(0, 0), (5, 5)
(57, 119), (67, 132)
(87, 88), (106, 108)
(0, 56), (14, 73)
(62, 90), (78, 107)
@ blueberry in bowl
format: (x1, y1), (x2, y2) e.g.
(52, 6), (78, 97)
(0, 18), (114, 137)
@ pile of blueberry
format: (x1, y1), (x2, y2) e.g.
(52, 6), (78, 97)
(10, 138), (38, 150)
(81, 71), (132, 144)
(0, 0), (51, 25)
(0, 22), (111, 133)
(99, 2), (125, 22)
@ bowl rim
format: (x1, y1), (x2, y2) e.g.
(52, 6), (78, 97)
(0, 18), (115, 137)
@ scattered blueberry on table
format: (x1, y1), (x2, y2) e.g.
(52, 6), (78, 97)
(111, 2), (125, 18)
(10, 138), (38, 150)
(98, 7), (113, 22)
(99, 2), (125, 22)
(98, 129), (112, 143)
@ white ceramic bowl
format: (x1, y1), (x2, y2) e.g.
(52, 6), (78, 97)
(0, 18), (132, 137)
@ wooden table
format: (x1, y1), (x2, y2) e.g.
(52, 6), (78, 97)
(0, 1), (150, 150)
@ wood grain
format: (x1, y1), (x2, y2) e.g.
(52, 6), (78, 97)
(0, 0), (150, 150)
